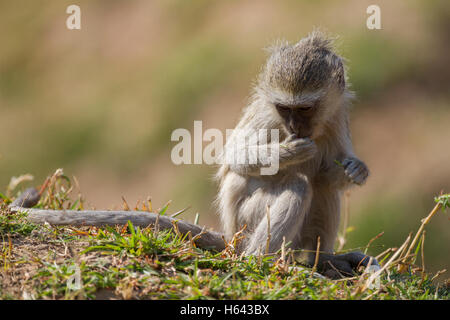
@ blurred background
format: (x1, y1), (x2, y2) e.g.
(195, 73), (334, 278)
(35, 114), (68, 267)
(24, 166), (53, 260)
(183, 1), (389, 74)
(1, 0), (449, 276)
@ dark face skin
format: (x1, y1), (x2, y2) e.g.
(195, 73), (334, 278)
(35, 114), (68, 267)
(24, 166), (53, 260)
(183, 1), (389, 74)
(275, 103), (318, 138)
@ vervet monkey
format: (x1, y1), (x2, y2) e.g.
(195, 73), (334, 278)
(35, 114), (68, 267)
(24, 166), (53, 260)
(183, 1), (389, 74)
(216, 31), (378, 278)
(9, 31), (378, 279)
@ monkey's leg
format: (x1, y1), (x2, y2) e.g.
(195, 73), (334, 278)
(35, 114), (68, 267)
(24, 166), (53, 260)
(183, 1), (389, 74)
(244, 180), (312, 255)
(298, 188), (379, 279)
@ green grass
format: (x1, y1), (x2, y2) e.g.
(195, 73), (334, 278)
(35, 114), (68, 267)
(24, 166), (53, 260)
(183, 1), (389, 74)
(0, 192), (38, 236)
(2, 215), (448, 300)
(0, 173), (448, 300)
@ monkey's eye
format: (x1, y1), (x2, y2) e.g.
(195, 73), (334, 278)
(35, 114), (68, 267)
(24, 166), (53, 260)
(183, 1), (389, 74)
(275, 104), (291, 113)
(298, 105), (313, 112)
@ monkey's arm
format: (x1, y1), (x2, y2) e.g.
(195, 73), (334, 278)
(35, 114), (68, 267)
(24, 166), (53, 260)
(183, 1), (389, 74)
(9, 188), (226, 251)
(225, 135), (318, 176)
(318, 156), (369, 189)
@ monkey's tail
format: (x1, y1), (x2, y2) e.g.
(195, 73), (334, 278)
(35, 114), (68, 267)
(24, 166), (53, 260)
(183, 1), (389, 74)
(8, 187), (226, 251)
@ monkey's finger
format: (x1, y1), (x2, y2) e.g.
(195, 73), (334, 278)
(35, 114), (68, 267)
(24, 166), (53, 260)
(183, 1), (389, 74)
(346, 167), (359, 179)
(349, 163), (369, 181)
(291, 137), (314, 147)
(347, 165), (367, 180)
(286, 133), (299, 142)
(350, 170), (369, 185)
(346, 162), (368, 180)
(345, 168), (361, 182)
(342, 157), (359, 168)
(341, 158), (352, 167)
(344, 160), (359, 174)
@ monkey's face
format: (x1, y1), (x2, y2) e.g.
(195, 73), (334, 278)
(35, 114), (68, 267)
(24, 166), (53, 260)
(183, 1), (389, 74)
(275, 102), (318, 139)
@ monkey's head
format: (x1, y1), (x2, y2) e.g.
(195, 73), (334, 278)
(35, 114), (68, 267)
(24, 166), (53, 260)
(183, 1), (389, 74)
(257, 31), (349, 139)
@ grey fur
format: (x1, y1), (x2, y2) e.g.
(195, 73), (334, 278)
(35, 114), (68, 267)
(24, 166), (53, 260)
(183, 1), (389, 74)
(216, 31), (375, 274)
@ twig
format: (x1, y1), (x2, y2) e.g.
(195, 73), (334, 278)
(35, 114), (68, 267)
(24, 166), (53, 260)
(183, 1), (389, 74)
(359, 233), (411, 293)
(121, 196), (130, 211)
(364, 232), (384, 255)
(337, 191), (351, 251)
(311, 236), (321, 278)
(402, 201), (442, 265)
(194, 213), (200, 225)
(265, 205), (271, 255)
(170, 206), (190, 218)
(420, 231), (426, 274)
(147, 197), (153, 212)
(376, 247), (395, 261)
(431, 269), (447, 282)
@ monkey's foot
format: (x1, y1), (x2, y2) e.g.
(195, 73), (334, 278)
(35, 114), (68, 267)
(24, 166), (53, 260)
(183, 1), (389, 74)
(318, 251), (380, 279)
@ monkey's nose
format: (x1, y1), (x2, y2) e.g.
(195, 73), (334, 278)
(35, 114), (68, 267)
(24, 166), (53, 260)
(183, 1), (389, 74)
(290, 126), (305, 139)
(289, 124), (297, 135)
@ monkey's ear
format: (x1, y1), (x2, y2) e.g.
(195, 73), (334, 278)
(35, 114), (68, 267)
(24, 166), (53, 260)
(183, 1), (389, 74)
(331, 57), (346, 90)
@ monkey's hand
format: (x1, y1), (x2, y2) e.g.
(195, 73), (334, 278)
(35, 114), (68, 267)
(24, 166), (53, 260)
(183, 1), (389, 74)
(319, 252), (380, 279)
(280, 135), (318, 165)
(341, 157), (369, 186)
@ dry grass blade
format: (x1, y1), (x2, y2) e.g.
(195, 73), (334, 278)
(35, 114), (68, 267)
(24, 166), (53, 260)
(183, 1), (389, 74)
(191, 227), (207, 243)
(147, 197), (153, 212)
(375, 247), (395, 261)
(310, 236), (321, 278)
(358, 233), (412, 293)
(7, 174), (34, 196)
(170, 220), (181, 237)
(222, 225), (247, 258)
(194, 213), (199, 225)
(265, 205), (271, 255)
(364, 232), (384, 255)
(400, 198), (444, 271)
(154, 212), (160, 233)
(362, 280), (394, 300)
(337, 191), (351, 251)
(275, 236), (288, 273)
(431, 269), (447, 282)
(420, 231), (426, 273)
(170, 206), (191, 218)
(121, 196), (130, 211)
